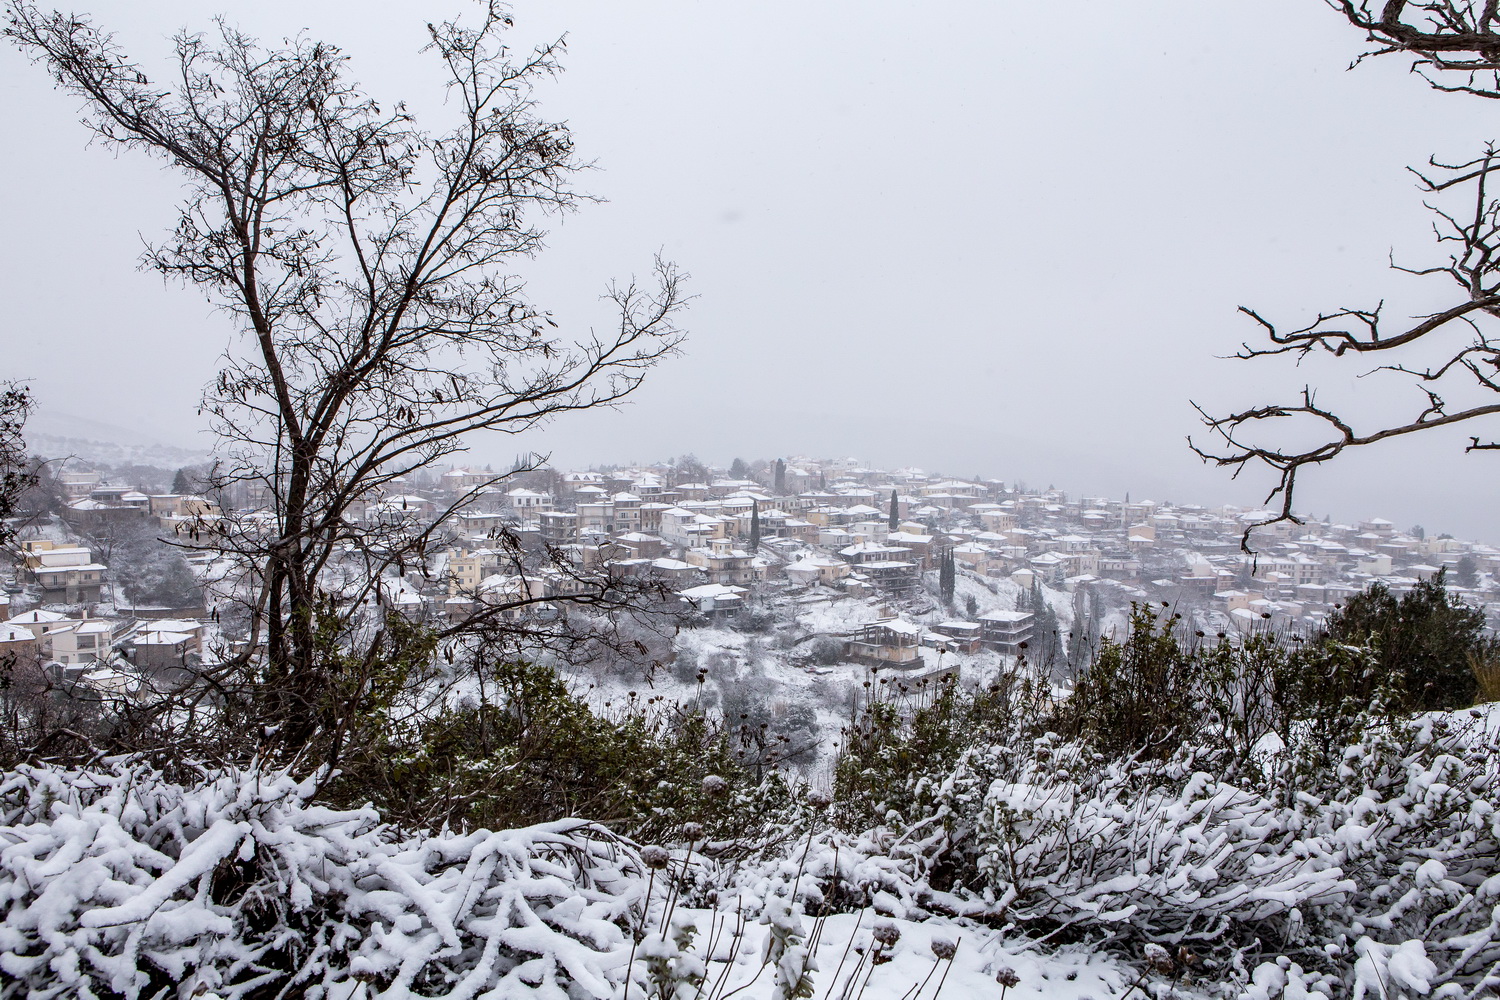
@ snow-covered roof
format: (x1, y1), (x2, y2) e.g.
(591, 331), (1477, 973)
(7, 610), (66, 625)
(838, 543), (909, 557)
(373, 495), (429, 507)
(679, 583), (746, 600)
(136, 630), (193, 646)
(980, 610), (1033, 623)
(866, 618), (921, 635)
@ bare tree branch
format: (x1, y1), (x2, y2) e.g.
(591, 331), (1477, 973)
(1193, 21), (1500, 546)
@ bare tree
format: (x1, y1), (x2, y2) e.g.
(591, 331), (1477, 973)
(1192, 3), (1500, 545)
(6, 6), (686, 750)
(670, 453), (709, 486)
(0, 382), (36, 548)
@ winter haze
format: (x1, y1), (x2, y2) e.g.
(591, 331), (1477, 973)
(1, 1), (1491, 537)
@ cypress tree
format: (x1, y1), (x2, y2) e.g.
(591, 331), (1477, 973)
(749, 501), (760, 551)
(1455, 554), (1478, 588)
(940, 548), (955, 607)
(888, 489), (899, 532)
(1030, 579), (1061, 668)
(773, 459), (786, 494)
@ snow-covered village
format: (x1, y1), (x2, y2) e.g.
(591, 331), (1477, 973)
(5, 3), (1500, 999)
(7, 453), (1500, 752)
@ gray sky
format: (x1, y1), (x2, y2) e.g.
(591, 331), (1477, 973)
(2, 2), (1496, 539)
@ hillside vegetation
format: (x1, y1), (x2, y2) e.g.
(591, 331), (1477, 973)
(3, 578), (1498, 998)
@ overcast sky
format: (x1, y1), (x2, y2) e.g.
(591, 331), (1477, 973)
(2, 2), (1497, 539)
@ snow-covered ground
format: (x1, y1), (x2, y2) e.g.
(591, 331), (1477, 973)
(648, 908), (1153, 1000)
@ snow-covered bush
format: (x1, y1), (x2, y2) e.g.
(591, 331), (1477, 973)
(0, 762), (646, 999)
(0, 760), (1069, 1000)
(818, 595), (1500, 995)
(711, 825), (947, 925)
(968, 735), (1352, 942)
(6, 710), (1495, 999)
(944, 710), (1500, 996)
(833, 665), (1050, 833)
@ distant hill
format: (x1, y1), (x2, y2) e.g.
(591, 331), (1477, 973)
(26, 411), (211, 468)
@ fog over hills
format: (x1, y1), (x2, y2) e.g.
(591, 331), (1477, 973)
(26, 410), (211, 468)
(5, 0), (1499, 541)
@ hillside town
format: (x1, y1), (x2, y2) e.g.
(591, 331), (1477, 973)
(5, 452), (1496, 706)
